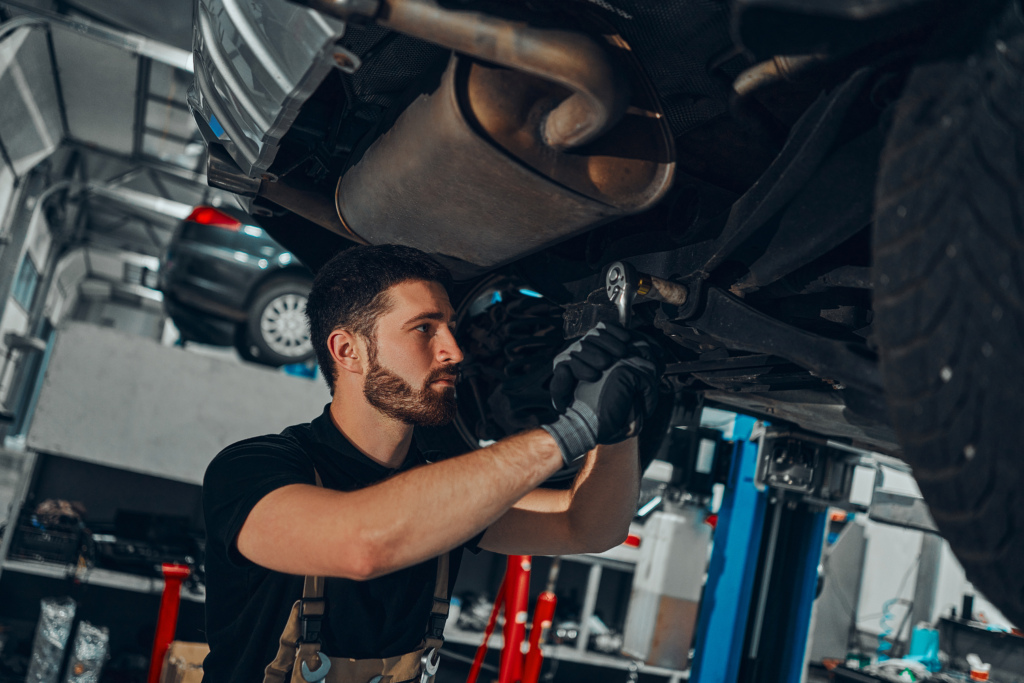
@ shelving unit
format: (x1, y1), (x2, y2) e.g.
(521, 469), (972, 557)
(444, 534), (687, 682)
(442, 625), (688, 682)
(558, 539), (641, 658)
(1, 559), (206, 603)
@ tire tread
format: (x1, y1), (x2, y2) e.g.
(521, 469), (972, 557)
(874, 2), (1024, 625)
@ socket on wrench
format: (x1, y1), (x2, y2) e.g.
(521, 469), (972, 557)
(605, 261), (646, 438)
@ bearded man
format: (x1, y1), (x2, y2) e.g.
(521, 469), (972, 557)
(201, 245), (661, 683)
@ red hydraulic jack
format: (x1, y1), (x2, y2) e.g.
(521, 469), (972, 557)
(466, 556), (561, 683)
(147, 563), (191, 683)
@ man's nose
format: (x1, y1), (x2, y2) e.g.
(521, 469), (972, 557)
(437, 326), (464, 364)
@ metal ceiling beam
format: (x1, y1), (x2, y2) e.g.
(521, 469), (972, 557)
(104, 166), (146, 188)
(0, 0), (192, 72)
(65, 140), (206, 185)
(132, 54), (151, 159)
(82, 232), (163, 257)
(145, 167), (172, 200)
(87, 182), (192, 220)
(0, 17), (50, 177)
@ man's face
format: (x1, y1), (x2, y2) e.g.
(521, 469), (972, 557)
(361, 279), (464, 426)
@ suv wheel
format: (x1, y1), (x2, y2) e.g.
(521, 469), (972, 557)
(238, 277), (314, 367)
(873, 2), (1024, 626)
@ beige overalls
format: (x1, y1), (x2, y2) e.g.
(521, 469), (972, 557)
(262, 471), (450, 683)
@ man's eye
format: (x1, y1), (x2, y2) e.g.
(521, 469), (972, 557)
(415, 324), (430, 333)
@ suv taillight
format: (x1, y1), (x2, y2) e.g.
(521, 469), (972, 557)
(186, 206), (243, 231)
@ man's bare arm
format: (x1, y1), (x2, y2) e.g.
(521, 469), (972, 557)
(476, 438), (640, 556)
(236, 429), (563, 579)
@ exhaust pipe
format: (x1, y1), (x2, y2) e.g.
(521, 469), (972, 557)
(299, 0), (630, 149)
(292, 0), (675, 274)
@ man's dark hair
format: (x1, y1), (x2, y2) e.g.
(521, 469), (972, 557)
(305, 244), (454, 392)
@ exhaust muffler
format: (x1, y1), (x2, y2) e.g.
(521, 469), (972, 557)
(299, 0), (676, 272)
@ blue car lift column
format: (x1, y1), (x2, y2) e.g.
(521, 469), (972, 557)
(690, 415), (828, 683)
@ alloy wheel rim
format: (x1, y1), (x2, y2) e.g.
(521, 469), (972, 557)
(260, 293), (312, 357)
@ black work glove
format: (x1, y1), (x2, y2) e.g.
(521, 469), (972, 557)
(550, 322), (632, 413)
(542, 343), (663, 467)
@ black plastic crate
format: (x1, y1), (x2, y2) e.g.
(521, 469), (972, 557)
(8, 514), (84, 565)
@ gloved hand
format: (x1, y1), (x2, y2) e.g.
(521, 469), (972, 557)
(542, 340), (663, 467)
(550, 322), (632, 413)
(550, 322), (665, 413)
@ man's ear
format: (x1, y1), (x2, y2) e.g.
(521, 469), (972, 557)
(328, 329), (365, 375)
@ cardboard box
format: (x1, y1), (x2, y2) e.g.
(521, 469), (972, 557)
(160, 641), (209, 683)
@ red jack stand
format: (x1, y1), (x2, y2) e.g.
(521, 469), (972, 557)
(147, 563), (191, 683)
(467, 556), (533, 683)
(498, 556), (531, 683)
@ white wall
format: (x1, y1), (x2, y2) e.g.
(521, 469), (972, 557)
(854, 517), (1017, 635)
(856, 518), (923, 636)
(27, 322), (330, 485)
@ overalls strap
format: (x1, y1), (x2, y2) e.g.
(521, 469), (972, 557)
(262, 469), (450, 683)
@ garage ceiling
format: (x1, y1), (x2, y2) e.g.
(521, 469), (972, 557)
(0, 0), (230, 256)
(53, 0), (193, 50)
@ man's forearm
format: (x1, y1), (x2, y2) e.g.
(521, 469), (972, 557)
(361, 429), (564, 573)
(565, 438), (641, 552)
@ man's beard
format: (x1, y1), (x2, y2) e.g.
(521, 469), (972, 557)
(363, 344), (458, 427)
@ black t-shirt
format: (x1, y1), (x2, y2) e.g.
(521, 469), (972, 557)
(202, 405), (480, 683)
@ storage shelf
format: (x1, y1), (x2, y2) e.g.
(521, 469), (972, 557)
(1, 559), (206, 603)
(562, 551), (636, 573)
(442, 627), (688, 682)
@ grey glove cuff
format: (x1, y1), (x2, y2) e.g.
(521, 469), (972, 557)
(541, 402), (599, 468)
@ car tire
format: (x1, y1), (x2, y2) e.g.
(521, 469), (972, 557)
(234, 324), (261, 363)
(239, 276), (315, 367)
(873, 2), (1024, 626)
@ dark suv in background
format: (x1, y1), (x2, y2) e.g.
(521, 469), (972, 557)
(159, 205), (315, 367)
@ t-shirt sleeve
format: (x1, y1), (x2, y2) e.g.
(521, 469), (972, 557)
(203, 436), (314, 568)
(464, 529), (487, 555)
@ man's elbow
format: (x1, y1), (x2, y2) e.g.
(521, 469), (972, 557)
(573, 525), (630, 555)
(333, 542), (382, 581)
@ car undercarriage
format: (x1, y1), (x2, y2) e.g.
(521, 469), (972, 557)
(190, 0), (1024, 626)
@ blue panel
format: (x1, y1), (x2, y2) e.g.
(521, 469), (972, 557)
(209, 114), (225, 138)
(732, 414), (757, 441)
(781, 508), (827, 683)
(690, 433), (767, 683)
